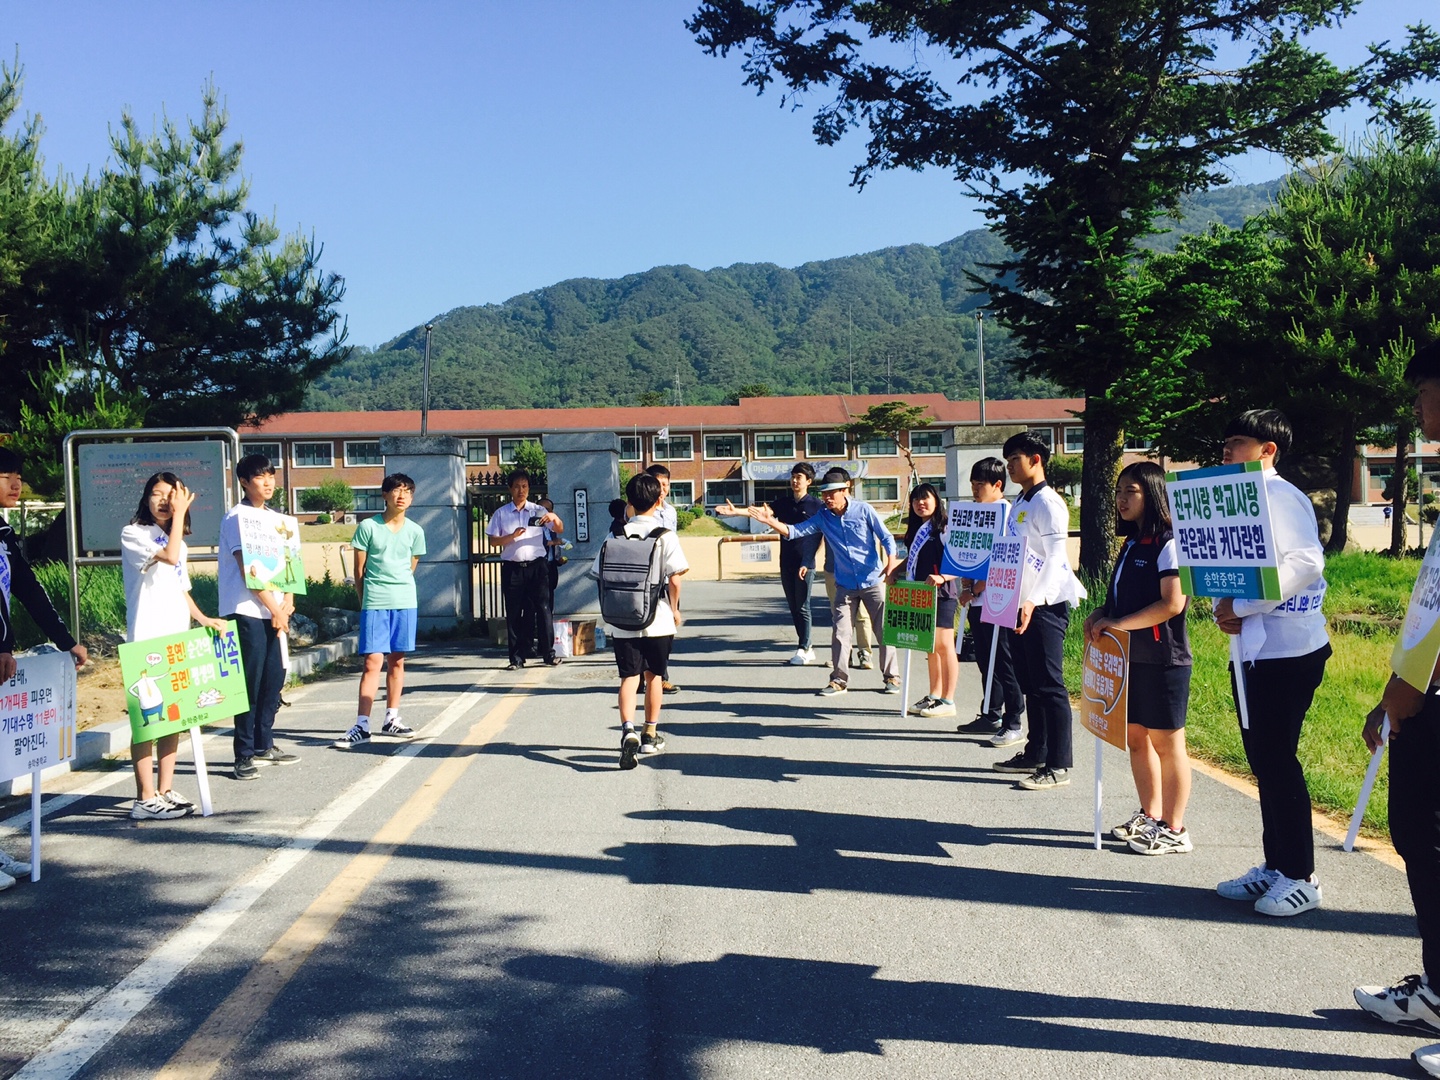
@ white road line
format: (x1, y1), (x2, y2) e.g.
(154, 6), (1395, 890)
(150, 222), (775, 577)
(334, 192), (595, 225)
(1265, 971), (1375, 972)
(11, 684), (496, 1080)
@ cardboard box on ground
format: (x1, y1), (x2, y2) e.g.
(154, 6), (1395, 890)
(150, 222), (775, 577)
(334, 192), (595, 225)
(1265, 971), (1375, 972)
(553, 619), (600, 657)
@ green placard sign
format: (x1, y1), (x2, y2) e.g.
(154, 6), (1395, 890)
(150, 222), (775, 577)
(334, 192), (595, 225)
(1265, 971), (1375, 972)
(119, 624), (250, 741)
(882, 581), (937, 653)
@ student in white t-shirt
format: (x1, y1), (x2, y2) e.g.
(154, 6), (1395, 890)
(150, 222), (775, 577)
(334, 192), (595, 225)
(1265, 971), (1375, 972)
(121, 473), (228, 821)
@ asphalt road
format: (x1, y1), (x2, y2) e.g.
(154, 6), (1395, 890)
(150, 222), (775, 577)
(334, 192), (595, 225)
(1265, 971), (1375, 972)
(0, 581), (1428, 1079)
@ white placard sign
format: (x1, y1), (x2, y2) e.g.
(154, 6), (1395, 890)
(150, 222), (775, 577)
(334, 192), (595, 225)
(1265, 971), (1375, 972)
(1, 651), (78, 783)
(77, 440), (229, 552)
(1165, 461), (1281, 601)
(941, 501), (1010, 580)
(979, 536), (1042, 628)
(740, 543), (773, 563)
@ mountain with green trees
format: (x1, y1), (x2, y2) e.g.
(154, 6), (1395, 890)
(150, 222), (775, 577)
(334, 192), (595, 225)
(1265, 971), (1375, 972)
(304, 181), (1281, 414)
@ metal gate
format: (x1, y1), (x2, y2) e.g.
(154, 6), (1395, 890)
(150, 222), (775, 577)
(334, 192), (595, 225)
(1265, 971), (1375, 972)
(467, 469), (547, 626)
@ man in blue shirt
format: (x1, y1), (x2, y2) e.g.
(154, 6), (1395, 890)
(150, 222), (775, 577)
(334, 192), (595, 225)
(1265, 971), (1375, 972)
(754, 468), (901, 696)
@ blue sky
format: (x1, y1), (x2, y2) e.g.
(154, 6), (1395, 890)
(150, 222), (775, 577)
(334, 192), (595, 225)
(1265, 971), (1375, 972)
(6, 1), (1437, 347)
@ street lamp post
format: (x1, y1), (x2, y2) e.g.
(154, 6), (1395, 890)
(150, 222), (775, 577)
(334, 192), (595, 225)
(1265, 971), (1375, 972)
(421, 323), (434, 435)
(977, 311), (987, 428)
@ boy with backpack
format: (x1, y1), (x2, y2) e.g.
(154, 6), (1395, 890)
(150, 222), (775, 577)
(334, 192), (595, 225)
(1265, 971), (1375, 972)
(594, 473), (689, 770)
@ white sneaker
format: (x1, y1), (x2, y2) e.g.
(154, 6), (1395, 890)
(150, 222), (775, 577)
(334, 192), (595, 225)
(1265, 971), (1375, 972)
(788, 649), (808, 666)
(1355, 975), (1440, 1034)
(131, 796), (189, 821)
(801, 647), (815, 664)
(0, 868), (15, 891)
(1216, 863), (1279, 901)
(918, 699), (957, 719)
(0, 849), (32, 878)
(1253, 872), (1321, 917)
(1416, 1042), (1440, 1077)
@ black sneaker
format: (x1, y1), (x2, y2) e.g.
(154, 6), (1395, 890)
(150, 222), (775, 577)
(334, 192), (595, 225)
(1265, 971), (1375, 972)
(234, 757), (259, 781)
(957, 714), (1002, 735)
(619, 726), (640, 770)
(640, 731), (666, 756)
(254, 746), (299, 766)
(993, 751), (1043, 774)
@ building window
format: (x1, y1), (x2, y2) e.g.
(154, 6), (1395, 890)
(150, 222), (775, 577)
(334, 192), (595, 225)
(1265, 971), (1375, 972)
(755, 433), (795, 459)
(619, 435), (642, 461)
(293, 442), (334, 468)
(910, 430), (943, 455)
(752, 481), (789, 505)
(667, 481), (694, 505)
(241, 442), (282, 466)
(1369, 465), (1394, 489)
(499, 437), (541, 464)
(1063, 426), (1085, 454)
(856, 435), (898, 457)
(653, 434), (693, 461)
(465, 440), (489, 465)
(1032, 428), (1054, 450)
(860, 478), (899, 502)
(1124, 435), (1155, 451)
(705, 480), (746, 506)
(704, 433), (745, 459)
(920, 476), (947, 493)
(353, 487), (385, 513)
(807, 431), (846, 457)
(344, 441), (383, 466)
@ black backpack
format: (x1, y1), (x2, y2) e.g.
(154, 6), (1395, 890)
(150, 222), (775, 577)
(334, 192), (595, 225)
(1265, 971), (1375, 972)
(597, 525), (670, 631)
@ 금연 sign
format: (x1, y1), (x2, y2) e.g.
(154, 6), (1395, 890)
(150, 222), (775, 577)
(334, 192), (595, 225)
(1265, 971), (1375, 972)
(238, 508), (307, 595)
(1165, 461), (1280, 601)
(882, 581), (937, 652)
(1394, 528), (1440, 691)
(0, 651), (78, 783)
(118, 624), (250, 742)
(941, 501), (1010, 580)
(1081, 629), (1129, 750)
(979, 536), (1043, 628)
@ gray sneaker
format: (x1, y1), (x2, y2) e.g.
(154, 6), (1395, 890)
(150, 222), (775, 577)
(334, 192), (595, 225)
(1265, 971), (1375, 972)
(0, 848), (33, 878)
(1017, 767), (1070, 790)
(1111, 809), (1153, 842)
(988, 725), (1024, 748)
(818, 681), (847, 697)
(254, 746), (299, 766)
(1128, 822), (1193, 855)
(881, 678), (902, 695)
(855, 650), (874, 670)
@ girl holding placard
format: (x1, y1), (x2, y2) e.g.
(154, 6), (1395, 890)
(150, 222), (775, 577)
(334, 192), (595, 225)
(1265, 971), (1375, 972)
(1083, 462), (1194, 855)
(122, 472), (228, 820)
(895, 484), (961, 718)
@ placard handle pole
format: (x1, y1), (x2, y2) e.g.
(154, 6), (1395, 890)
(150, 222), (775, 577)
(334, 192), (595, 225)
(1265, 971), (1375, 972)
(1344, 714), (1390, 852)
(980, 625), (1000, 719)
(899, 649), (911, 718)
(1093, 739), (1103, 851)
(1230, 635), (1251, 731)
(190, 727), (214, 817)
(29, 768), (42, 882)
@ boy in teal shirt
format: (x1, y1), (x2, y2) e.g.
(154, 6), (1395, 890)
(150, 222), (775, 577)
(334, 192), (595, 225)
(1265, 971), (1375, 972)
(335, 474), (427, 747)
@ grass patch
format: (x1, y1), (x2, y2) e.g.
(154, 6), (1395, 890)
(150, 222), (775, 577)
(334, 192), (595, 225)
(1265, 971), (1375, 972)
(1062, 550), (1411, 837)
(675, 514), (748, 536)
(300, 523), (359, 543)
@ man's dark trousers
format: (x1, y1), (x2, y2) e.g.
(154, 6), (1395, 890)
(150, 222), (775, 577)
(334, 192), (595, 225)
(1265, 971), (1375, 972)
(1012, 602), (1071, 768)
(502, 559), (553, 665)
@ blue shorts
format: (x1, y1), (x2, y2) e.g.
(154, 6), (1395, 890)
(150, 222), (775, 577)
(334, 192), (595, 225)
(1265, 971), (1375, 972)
(359, 608), (417, 655)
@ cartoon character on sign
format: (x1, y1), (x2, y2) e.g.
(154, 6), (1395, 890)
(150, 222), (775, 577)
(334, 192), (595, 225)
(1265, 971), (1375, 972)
(276, 518), (300, 586)
(127, 669), (165, 726)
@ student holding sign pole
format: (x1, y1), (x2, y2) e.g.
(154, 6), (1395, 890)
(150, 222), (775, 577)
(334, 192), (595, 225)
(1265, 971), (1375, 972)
(1083, 462), (1194, 855)
(121, 473), (229, 819)
(894, 484), (960, 718)
(1211, 410), (1331, 917)
(996, 431), (1087, 790)
(1352, 343), (1440, 1072)
(0, 447), (87, 888)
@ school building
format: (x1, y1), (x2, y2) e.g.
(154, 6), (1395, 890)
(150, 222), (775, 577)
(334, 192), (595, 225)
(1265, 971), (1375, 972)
(241, 393), (1130, 517)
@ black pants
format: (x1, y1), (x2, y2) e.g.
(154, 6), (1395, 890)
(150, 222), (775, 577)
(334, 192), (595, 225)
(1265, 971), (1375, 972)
(1231, 644), (1331, 881)
(232, 613), (284, 762)
(1390, 695), (1440, 980)
(968, 607), (1024, 725)
(502, 559), (553, 664)
(1012, 602), (1072, 769)
(779, 555), (814, 650)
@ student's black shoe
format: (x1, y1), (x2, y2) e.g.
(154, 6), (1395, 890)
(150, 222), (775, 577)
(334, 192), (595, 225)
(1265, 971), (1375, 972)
(662, 681), (680, 695)
(619, 727), (640, 770)
(234, 757), (259, 781)
(993, 751), (1043, 774)
(545, 656), (563, 667)
(505, 661), (525, 671)
(958, 714), (1002, 735)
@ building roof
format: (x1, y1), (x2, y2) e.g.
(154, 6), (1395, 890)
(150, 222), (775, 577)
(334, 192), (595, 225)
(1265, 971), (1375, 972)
(246, 395), (1087, 438)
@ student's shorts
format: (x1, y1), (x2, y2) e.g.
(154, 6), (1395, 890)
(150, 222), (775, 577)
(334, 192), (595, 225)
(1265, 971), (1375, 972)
(360, 608), (417, 655)
(1127, 663), (1191, 730)
(614, 635), (673, 680)
(935, 597), (959, 632)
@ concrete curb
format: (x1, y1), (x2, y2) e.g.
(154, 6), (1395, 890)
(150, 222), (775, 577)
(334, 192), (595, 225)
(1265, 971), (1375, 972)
(1, 631), (360, 798)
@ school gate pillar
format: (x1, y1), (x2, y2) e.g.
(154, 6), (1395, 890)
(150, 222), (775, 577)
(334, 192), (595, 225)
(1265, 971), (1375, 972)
(943, 425), (1027, 501)
(544, 431), (620, 617)
(379, 435), (470, 632)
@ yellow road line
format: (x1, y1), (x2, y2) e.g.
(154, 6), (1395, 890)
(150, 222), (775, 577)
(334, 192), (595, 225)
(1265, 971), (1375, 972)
(154, 677), (538, 1080)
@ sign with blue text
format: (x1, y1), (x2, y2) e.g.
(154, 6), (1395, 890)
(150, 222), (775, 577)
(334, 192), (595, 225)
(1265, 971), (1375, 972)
(941, 501), (1010, 580)
(1165, 461), (1280, 601)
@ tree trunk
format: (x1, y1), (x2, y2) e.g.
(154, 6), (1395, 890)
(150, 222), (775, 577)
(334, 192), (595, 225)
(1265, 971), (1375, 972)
(1078, 399), (1123, 580)
(1391, 425), (1411, 558)
(1325, 417), (1357, 555)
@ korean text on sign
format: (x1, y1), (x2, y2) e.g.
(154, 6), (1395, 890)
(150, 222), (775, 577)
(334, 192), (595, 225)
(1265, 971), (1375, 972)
(1165, 461), (1281, 601)
(0, 651), (79, 783)
(882, 582), (938, 653)
(941, 501), (1010, 580)
(118, 623), (251, 742)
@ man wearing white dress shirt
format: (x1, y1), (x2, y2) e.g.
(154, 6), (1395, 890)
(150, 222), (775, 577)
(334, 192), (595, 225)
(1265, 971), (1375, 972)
(487, 470), (564, 670)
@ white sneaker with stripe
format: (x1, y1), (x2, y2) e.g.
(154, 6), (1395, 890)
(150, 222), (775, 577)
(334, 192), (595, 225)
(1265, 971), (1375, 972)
(1253, 872), (1322, 917)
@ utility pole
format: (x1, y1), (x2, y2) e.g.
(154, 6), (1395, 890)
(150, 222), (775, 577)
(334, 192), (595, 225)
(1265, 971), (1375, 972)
(848, 307), (855, 394)
(886, 352), (893, 395)
(421, 323), (434, 435)
(977, 311), (987, 428)
(674, 363), (683, 408)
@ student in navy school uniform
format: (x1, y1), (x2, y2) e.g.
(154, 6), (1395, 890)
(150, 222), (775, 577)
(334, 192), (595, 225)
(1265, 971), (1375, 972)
(1084, 461), (1195, 855)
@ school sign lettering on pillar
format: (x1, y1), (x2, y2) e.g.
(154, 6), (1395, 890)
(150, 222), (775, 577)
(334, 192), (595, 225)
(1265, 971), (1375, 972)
(1165, 461), (1282, 601)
